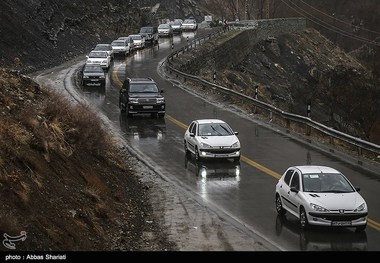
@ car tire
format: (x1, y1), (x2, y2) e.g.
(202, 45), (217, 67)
(158, 113), (165, 119)
(275, 194), (286, 215)
(299, 206), (309, 230)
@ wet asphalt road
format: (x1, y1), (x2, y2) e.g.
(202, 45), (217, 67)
(35, 29), (380, 251)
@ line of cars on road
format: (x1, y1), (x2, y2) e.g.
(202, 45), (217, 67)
(114, 18), (368, 235)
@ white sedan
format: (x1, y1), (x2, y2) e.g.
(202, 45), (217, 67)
(184, 119), (241, 162)
(275, 165), (368, 232)
(86, 50), (111, 69)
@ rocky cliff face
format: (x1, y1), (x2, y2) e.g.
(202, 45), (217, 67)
(171, 28), (380, 144)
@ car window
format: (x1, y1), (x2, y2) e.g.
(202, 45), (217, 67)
(129, 83), (158, 93)
(198, 123), (233, 136)
(112, 41), (125, 46)
(320, 174), (354, 193)
(89, 51), (107, 58)
(290, 172), (300, 190)
(84, 65), (103, 73)
(190, 123), (196, 134)
(284, 169), (294, 186)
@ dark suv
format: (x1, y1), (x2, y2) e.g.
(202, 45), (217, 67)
(119, 78), (165, 118)
(139, 26), (159, 45)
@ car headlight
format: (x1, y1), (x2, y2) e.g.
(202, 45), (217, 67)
(83, 75), (90, 79)
(354, 203), (366, 212)
(128, 98), (139, 104)
(157, 97), (165, 103)
(200, 142), (212, 149)
(310, 203), (329, 212)
(232, 141), (240, 148)
(99, 75), (105, 79)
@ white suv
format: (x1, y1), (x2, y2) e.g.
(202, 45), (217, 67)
(111, 39), (130, 56)
(86, 50), (111, 70)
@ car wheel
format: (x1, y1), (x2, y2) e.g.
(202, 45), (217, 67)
(355, 224), (367, 232)
(275, 194), (286, 215)
(299, 206), (309, 230)
(233, 156), (240, 162)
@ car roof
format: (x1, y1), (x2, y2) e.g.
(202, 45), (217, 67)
(195, 119), (226, 124)
(292, 165), (341, 174)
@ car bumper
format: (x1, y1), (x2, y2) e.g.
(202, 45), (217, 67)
(307, 211), (368, 227)
(199, 149), (240, 159)
(128, 104), (165, 114)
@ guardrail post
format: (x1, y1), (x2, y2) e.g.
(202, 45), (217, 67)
(306, 101), (311, 136)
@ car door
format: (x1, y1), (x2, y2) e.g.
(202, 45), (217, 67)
(278, 168), (295, 212)
(287, 171), (302, 216)
(185, 122), (197, 153)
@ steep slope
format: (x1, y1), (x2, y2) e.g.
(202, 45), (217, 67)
(171, 28), (380, 144)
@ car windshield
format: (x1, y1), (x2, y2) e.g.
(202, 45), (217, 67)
(198, 123), (233, 136)
(129, 83), (158, 93)
(140, 28), (153, 33)
(130, 35), (142, 40)
(302, 173), (355, 193)
(94, 45), (110, 51)
(84, 65), (103, 73)
(89, 51), (107, 58)
(159, 24), (170, 29)
(112, 41), (125, 46)
(183, 19), (195, 24)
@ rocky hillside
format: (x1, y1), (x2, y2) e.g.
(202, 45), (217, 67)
(171, 28), (380, 144)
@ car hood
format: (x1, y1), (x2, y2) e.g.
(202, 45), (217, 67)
(304, 192), (366, 210)
(129, 93), (161, 98)
(84, 72), (104, 77)
(87, 58), (106, 62)
(198, 135), (239, 147)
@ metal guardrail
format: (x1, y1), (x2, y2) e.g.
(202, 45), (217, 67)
(162, 28), (380, 163)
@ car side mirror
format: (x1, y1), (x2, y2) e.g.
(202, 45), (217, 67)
(160, 89), (164, 93)
(189, 133), (195, 137)
(355, 187), (361, 192)
(234, 131), (239, 135)
(290, 187), (299, 193)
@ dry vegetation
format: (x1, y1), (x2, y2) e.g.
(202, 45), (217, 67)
(0, 68), (174, 251)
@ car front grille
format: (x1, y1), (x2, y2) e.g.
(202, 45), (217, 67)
(309, 212), (368, 221)
(137, 98), (156, 103)
(205, 148), (239, 154)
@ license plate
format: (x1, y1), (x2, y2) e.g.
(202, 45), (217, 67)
(143, 106), (153, 109)
(90, 79), (99, 82)
(331, 221), (352, 226)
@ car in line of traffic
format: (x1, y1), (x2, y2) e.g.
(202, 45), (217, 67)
(79, 63), (106, 88)
(275, 165), (368, 232)
(181, 18), (198, 31)
(119, 77), (165, 118)
(85, 50), (111, 70)
(183, 119), (241, 162)
(111, 38), (130, 57)
(158, 23), (173, 37)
